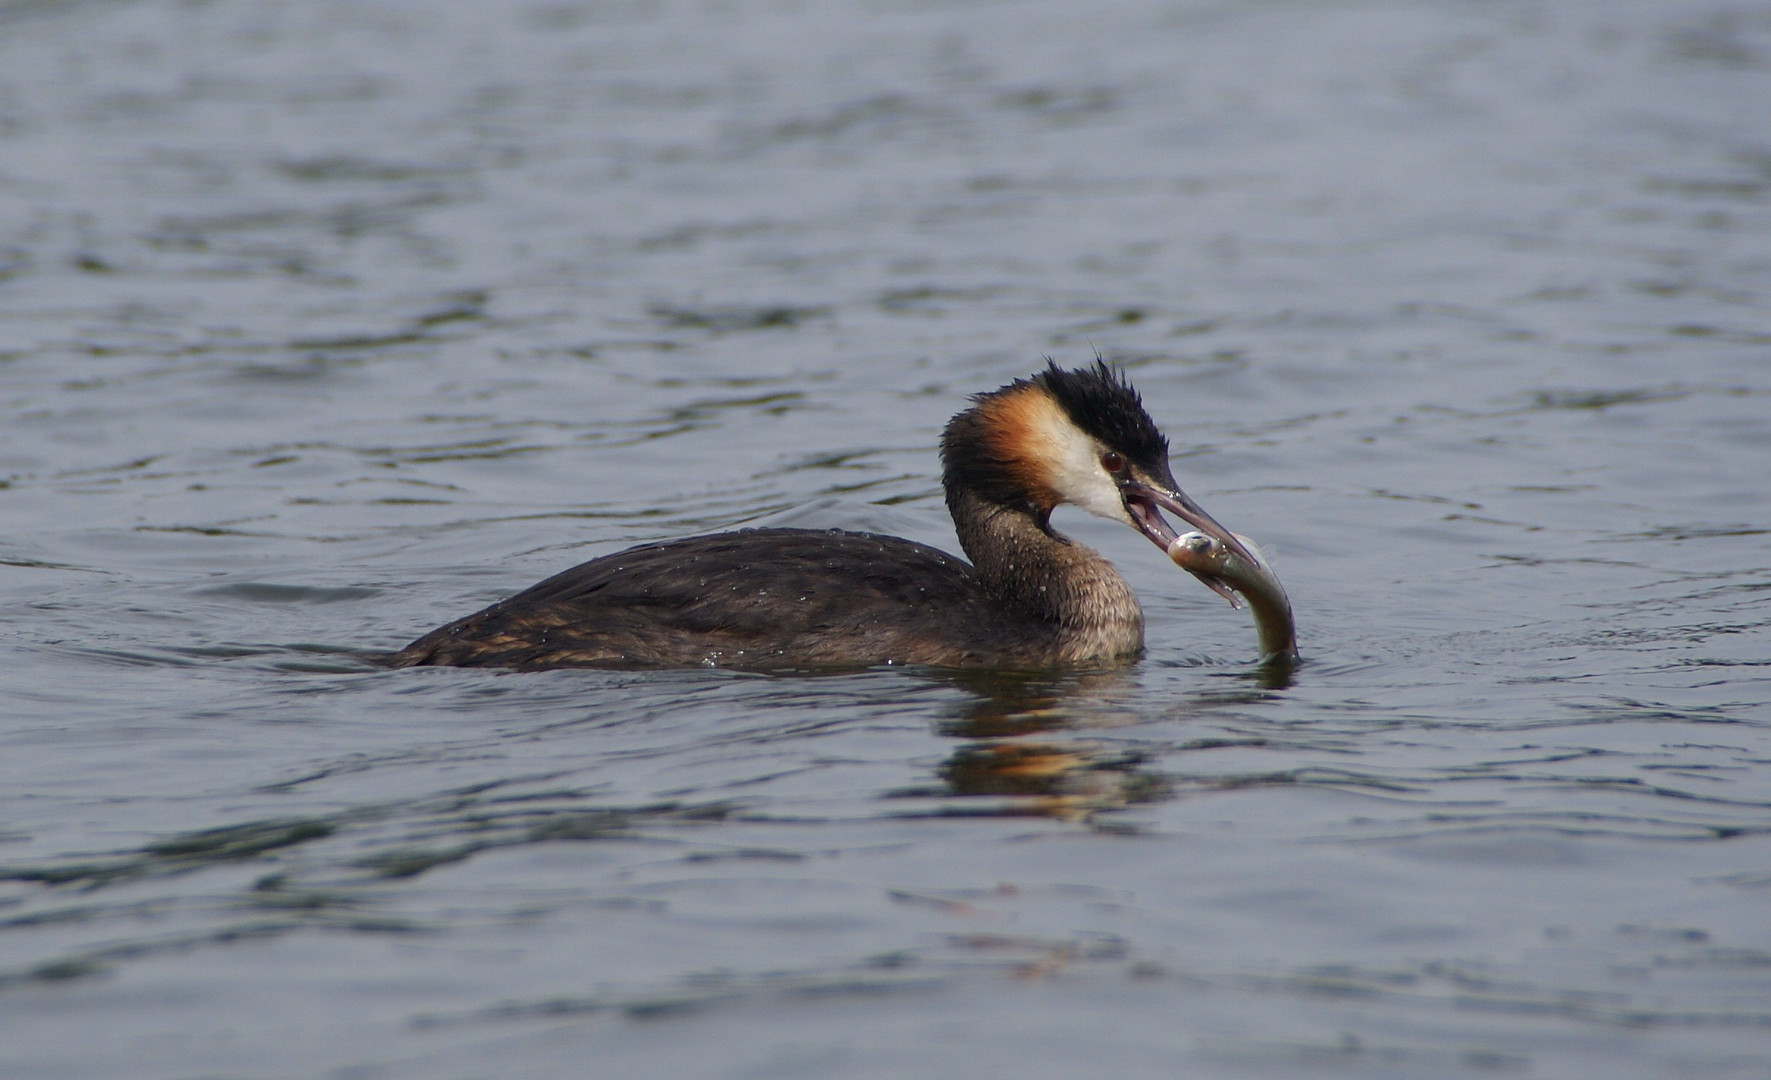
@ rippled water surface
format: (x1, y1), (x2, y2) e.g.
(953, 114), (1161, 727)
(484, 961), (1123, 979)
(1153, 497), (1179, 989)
(3, 0), (1769, 1076)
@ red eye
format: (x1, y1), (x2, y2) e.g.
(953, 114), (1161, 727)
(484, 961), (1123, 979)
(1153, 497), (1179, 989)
(1100, 451), (1125, 474)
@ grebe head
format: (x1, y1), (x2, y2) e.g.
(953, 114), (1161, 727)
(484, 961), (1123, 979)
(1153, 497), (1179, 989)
(942, 360), (1261, 592)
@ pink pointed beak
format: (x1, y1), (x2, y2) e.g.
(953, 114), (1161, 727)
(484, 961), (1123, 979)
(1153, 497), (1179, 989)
(1122, 482), (1260, 606)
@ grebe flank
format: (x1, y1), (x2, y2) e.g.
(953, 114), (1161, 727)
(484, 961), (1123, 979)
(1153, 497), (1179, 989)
(381, 361), (1294, 670)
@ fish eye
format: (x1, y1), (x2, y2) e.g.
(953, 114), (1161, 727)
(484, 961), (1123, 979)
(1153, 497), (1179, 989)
(1100, 451), (1125, 474)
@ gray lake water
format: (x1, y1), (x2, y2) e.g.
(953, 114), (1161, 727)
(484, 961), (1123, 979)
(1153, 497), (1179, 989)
(3, 0), (1769, 1076)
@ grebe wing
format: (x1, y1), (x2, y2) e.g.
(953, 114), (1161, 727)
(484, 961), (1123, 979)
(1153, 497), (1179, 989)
(386, 527), (1001, 668)
(506, 527), (981, 621)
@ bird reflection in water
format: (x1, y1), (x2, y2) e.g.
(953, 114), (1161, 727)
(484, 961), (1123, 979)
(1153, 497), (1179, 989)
(898, 664), (1293, 822)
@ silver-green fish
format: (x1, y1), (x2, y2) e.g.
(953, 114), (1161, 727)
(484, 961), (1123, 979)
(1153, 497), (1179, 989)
(1168, 531), (1297, 662)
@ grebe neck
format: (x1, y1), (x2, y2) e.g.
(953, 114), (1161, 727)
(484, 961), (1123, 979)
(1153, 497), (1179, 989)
(946, 487), (1144, 661)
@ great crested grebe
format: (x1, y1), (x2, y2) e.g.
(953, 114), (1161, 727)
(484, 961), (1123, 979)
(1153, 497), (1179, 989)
(381, 361), (1295, 670)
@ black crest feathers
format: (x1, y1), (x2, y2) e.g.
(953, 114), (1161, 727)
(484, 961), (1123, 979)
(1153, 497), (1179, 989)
(1033, 360), (1169, 471)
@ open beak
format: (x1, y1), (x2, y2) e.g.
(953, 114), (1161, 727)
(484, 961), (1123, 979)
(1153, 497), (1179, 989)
(1122, 478), (1299, 663)
(1122, 481), (1259, 607)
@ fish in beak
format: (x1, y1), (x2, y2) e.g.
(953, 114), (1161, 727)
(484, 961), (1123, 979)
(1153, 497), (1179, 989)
(1120, 480), (1297, 661)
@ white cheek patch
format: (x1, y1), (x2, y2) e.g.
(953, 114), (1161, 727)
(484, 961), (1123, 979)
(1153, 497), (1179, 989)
(1026, 400), (1133, 525)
